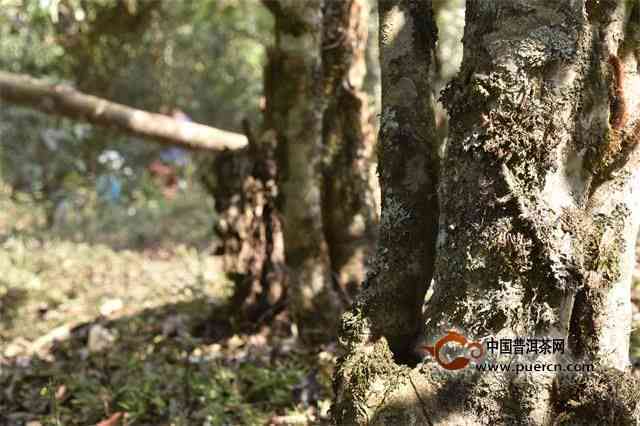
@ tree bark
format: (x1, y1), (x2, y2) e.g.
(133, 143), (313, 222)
(204, 126), (286, 323)
(0, 71), (247, 151)
(209, 0), (380, 335)
(341, 0), (440, 363)
(262, 0), (343, 343)
(322, 0), (379, 299)
(334, 1), (640, 424)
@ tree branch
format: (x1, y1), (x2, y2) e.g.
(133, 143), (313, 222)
(0, 71), (248, 152)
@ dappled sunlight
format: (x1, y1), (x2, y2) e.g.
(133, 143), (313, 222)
(6, 0), (640, 423)
(0, 185), (230, 351)
(0, 188), (335, 425)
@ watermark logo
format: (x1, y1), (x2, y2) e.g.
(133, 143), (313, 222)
(420, 332), (592, 373)
(419, 330), (484, 370)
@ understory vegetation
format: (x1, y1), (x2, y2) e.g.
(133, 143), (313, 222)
(0, 183), (335, 426)
(1, 178), (639, 425)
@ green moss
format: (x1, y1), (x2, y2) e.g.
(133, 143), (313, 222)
(581, 204), (629, 287)
(333, 335), (406, 424)
(556, 368), (640, 425)
(379, 107), (399, 136)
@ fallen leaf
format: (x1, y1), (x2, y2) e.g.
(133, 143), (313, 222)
(55, 384), (67, 401)
(95, 412), (124, 426)
(88, 324), (116, 353)
(30, 324), (71, 353)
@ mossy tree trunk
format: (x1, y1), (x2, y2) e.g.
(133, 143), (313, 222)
(334, 1), (640, 424)
(210, 0), (379, 341)
(262, 0), (343, 343)
(340, 0), (440, 364)
(322, 0), (379, 300)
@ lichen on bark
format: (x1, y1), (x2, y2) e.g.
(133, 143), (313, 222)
(360, 0), (440, 361)
(334, 0), (640, 424)
(333, 0), (440, 421)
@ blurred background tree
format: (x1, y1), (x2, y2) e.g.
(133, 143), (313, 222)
(0, 0), (271, 225)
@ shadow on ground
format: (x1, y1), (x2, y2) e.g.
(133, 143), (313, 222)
(0, 299), (333, 426)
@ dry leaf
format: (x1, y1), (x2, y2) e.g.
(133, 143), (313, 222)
(95, 412), (124, 426)
(55, 384), (67, 401)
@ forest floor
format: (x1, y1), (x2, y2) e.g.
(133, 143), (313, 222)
(0, 185), (334, 426)
(1, 183), (640, 426)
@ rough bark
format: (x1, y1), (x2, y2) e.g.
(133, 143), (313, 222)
(334, 1), (640, 424)
(343, 0), (440, 362)
(263, 0), (343, 343)
(207, 0), (379, 334)
(322, 0), (379, 299)
(0, 71), (247, 151)
(333, 0), (440, 418)
(203, 125), (286, 323)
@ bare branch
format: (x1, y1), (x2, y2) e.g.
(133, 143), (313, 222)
(0, 71), (247, 152)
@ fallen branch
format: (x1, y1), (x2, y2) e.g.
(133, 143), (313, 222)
(0, 71), (248, 151)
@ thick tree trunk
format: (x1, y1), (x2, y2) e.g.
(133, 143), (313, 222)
(263, 0), (343, 343)
(322, 0), (379, 299)
(334, 1), (640, 424)
(208, 0), (379, 335)
(0, 72), (247, 151)
(333, 0), (440, 419)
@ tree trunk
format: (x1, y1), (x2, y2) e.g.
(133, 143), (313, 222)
(0, 71), (247, 151)
(262, 0), (343, 343)
(209, 0), (380, 337)
(322, 0), (379, 299)
(334, 1), (640, 424)
(205, 125), (286, 323)
(337, 0), (440, 364)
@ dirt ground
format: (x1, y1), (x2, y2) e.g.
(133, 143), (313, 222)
(0, 186), (335, 426)
(1, 183), (639, 425)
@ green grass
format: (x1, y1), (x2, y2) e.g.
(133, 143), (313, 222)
(0, 183), (334, 425)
